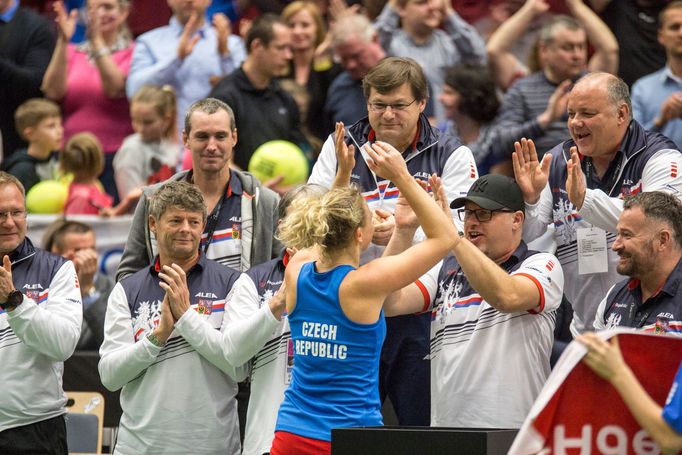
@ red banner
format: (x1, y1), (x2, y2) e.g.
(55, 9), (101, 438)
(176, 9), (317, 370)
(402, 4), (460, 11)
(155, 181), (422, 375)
(510, 330), (682, 455)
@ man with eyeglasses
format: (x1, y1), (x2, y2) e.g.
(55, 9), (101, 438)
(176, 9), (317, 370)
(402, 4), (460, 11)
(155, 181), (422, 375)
(310, 56), (477, 426)
(0, 172), (82, 454)
(384, 173), (564, 428)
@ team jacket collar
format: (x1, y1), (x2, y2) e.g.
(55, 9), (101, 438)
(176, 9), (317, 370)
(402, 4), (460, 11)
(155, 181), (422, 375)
(499, 241), (530, 271)
(151, 252), (207, 275)
(8, 238), (37, 266)
(626, 254), (682, 301)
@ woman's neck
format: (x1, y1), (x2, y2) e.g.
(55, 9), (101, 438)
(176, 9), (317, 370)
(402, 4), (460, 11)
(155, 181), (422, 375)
(316, 247), (360, 272)
(451, 114), (481, 145)
(292, 49), (313, 86)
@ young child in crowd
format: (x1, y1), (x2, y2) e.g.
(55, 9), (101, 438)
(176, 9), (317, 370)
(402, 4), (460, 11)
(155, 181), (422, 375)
(61, 132), (113, 215)
(2, 99), (63, 192)
(111, 85), (178, 214)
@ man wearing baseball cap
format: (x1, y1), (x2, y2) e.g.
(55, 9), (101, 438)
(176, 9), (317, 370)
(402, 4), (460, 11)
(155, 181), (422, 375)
(384, 174), (565, 429)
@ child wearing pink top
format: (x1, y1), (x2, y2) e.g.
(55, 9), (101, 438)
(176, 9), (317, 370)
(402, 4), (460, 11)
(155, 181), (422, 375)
(61, 133), (113, 215)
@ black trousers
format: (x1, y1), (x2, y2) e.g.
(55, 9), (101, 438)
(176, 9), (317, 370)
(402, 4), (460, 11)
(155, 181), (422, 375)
(0, 415), (67, 455)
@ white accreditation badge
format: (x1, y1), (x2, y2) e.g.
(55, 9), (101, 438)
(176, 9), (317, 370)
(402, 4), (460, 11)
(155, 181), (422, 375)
(577, 227), (608, 274)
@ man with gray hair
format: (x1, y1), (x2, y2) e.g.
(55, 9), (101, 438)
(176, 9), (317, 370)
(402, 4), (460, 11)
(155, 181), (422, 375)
(513, 72), (682, 336)
(593, 191), (682, 332)
(492, 1), (619, 157)
(323, 13), (386, 131)
(100, 180), (246, 454)
(117, 97), (281, 281)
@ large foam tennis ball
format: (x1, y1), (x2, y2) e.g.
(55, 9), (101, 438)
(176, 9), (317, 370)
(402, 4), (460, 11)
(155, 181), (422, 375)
(26, 180), (68, 214)
(248, 140), (309, 185)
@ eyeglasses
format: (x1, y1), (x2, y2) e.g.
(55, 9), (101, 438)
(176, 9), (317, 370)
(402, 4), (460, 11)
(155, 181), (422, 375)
(367, 99), (417, 113)
(0, 210), (27, 221)
(457, 208), (514, 222)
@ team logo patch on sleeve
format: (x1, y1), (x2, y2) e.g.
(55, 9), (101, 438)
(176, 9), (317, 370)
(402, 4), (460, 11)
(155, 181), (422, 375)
(546, 260), (555, 271)
(672, 162), (678, 178)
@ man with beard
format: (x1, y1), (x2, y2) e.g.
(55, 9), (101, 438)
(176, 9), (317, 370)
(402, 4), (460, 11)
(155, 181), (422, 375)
(594, 191), (682, 332)
(513, 72), (682, 335)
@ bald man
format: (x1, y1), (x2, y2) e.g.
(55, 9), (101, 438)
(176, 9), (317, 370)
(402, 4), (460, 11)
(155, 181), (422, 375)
(513, 72), (682, 335)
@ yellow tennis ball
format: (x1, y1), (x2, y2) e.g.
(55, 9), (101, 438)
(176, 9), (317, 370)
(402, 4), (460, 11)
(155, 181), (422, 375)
(248, 140), (309, 186)
(26, 180), (68, 214)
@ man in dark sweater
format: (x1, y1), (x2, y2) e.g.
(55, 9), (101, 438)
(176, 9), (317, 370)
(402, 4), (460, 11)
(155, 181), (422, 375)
(209, 13), (308, 176)
(0, 0), (55, 157)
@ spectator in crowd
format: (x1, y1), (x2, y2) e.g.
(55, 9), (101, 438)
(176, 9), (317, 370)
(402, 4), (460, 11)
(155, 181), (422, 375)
(210, 14), (309, 174)
(385, 174), (563, 428)
(512, 72), (682, 335)
(126, 0), (246, 145)
(60, 132), (113, 215)
(579, 334), (682, 454)
(374, 0), (487, 123)
(632, 1), (682, 150)
(117, 97), (280, 280)
(323, 13), (386, 133)
(44, 220), (114, 351)
(310, 57), (478, 426)
(0, 0), (55, 158)
(280, 1), (341, 143)
(0, 172), (82, 454)
(271, 145), (457, 451)
(593, 191), (682, 332)
(490, 0), (619, 158)
(488, 0), (618, 91)
(590, 0), (668, 88)
(2, 98), (62, 193)
(99, 181), (244, 454)
(439, 64), (504, 176)
(113, 84), (178, 214)
(41, 0), (135, 204)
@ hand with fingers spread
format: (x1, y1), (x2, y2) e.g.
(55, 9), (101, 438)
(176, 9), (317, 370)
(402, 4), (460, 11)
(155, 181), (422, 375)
(537, 80), (572, 129)
(333, 121), (355, 187)
(86, 4), (105, 49)
(53, 1), (78, 42)
(178, 12), (202, 61)
(328, 0), (361, 25)
(566, 147), (587, 209)
(365, 141), (412, 184)
(213, 13), (231, 57)
(158, 264), (191, 320)
(0, 256), (15, 302)
(429, 174), (452, 218)
(512, 138), (552, 204)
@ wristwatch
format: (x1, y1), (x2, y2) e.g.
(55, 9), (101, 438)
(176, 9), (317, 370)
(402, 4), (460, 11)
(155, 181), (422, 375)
(0, 290), (23, 312)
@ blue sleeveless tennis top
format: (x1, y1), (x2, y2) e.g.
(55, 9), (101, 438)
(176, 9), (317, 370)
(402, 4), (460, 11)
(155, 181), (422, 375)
(275, 261), (386, 441)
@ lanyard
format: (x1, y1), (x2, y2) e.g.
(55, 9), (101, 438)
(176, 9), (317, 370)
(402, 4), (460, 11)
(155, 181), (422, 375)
(202, 190), (228, 255)
(583, 152), (624, 195)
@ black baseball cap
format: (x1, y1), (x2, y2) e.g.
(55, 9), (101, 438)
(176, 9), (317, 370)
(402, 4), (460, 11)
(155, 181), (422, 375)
(450, 174), (525, 212)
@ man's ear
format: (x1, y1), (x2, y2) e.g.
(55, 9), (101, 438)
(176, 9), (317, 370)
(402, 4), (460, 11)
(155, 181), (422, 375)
(149, 215), (157, 236)
(511, 210), (525, 232)
(658, 229), (673, 251)
(617, 103), (630, 125)
(22, 126), (35, 142)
